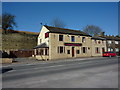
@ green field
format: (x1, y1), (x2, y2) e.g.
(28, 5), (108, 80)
(2, 31), (38, 50)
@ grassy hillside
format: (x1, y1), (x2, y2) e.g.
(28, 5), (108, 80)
(2, 30), (39, 50)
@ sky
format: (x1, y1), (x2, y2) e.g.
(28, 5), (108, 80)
(2, 2), (118, 35)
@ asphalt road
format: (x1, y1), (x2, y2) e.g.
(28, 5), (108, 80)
(2, 57), (119, 88)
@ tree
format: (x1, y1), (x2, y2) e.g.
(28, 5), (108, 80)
(51, 18), (66, 28)
(2, 13), (17, 33)
(83, 25), (103, 36)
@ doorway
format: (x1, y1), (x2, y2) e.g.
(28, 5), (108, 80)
(72, 47), (74, 57)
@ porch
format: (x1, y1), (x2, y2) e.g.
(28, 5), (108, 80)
(33, 43), (49, 60)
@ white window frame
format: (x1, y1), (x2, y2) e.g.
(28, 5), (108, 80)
(115, 41), (118, 44)
(115, 48), (119, 52)
(82, 37), (85, 43)
(108, 40), (112, 44)
(108, 48), (111, 52)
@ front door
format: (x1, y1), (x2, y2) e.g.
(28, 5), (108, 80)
(72, 47), (74, 57)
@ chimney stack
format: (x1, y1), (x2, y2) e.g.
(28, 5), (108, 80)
(100, 32), (105, 37)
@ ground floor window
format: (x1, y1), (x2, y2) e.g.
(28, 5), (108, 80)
(108, 48), (111, 52)
(67, 50), (70, 54)
(115, 48), (119, 52)
(83, 47), (87, 53)
(58, 46), (64, 54)
(40, 49), (44, 55)
(111, 48), (114, 52)
(36, 49), (39, 55)
(45, 48), (49, 55)
(76, 50), (80, 54)
(35, 48), (49, 55)
(108, 48), (113, 52)
(60, 46), (63, 53)
(95, 47), (100, 53)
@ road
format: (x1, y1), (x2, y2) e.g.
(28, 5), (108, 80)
(2, 57), (119, 88)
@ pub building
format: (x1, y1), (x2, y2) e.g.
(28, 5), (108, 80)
(33, 25), (106, 60)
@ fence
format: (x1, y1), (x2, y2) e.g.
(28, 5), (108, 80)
(9, 49), (34, 58)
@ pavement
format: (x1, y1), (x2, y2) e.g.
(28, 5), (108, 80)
(2, 56), (109, 67)
(2, 57), (119, 88)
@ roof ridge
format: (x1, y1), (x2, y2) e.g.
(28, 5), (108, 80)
(44, 25), (84, 32)
(44, 25), (90, 36)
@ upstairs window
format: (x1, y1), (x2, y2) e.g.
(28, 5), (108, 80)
(71, 36), (75, 42)
(59, 35), (63, 41)
(115, 41), (118, 44)
(98, 41), (101, 44)
(108, 40), (112, 44)
(82, 37), (85, 42)
(45, 32), (49, 38)
(36, 49), (39, 55)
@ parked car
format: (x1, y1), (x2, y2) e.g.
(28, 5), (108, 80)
(103, 52), (117, 57)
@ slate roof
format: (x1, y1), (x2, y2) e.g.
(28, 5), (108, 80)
(44, 25), (91, 37)
(105, 37), (120, 41)
(99, 36), (120, 41)
(33, 43), (48, 49)
(91, 37), (106, 40)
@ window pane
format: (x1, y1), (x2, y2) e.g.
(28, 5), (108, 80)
(71, 36), (75, 42)
(45, 48), (48, 55)
(115, 41), (118, 44)
(45, 33), (49, 38)
(59, 35), (63, 41)
(40, 49), (44, 55)
(82, 37), (85, 42)
(76, 50), (80, 54)
(96, 47), (100, 53)
(108, 48), (111, 52)
(83, 47), (86, 53)
(67, 50), (70, 54)
(108, 41), (112, 44)
(60, 46), (63, 53)
(115, 48), (119, 52)
(98, 41), (101, 44)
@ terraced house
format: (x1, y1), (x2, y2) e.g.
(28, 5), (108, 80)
(33, 25), (106, 60)
(91, 37), (106, 57)
(99, 32), (120, 55)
